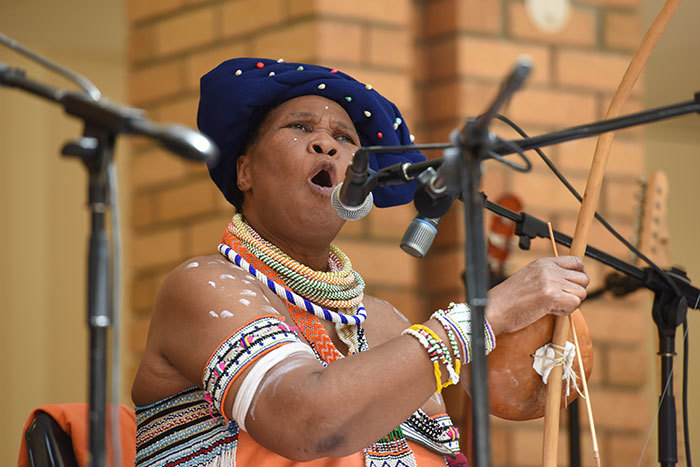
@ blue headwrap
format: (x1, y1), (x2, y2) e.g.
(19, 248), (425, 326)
(197, 57), (425, 208)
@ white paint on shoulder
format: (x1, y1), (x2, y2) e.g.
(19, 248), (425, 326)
(261, 305), (280, 314)
(240, 289), (257, 297)
(220, 310), (234, 318)
(242, 279), (252, 285)
(393, 307), (410, 323)
(220, 274), (235, 280)
(239, 298), (251, 306)
(209, 310), (219, 318)
(185, 262), (199, 269)
(208, 281), (216, 288)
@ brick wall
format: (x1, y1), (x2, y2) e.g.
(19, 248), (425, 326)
(125, 0), (657, 465)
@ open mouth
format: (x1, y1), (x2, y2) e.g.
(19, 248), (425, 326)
(310, 169), (333, 188)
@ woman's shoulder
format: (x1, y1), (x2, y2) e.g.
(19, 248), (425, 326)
(361, 295), (411, 347)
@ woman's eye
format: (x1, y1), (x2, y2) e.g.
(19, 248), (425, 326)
(335, 134), (355, 144)
(290, 122), (310, 131)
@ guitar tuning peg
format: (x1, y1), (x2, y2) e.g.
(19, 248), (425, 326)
(634, 191), (644, 201)
(636, 177), (647, 186)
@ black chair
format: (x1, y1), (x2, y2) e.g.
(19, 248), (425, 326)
(24, 411), (78, 467)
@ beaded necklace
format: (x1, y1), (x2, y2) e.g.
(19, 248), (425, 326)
(228, 214), (365, 309)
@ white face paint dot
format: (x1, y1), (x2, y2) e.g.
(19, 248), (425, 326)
(209, 310), (219, 318)
(208, 281), (216, 288)
(220, 310), (234, 318)
(240, 289), (257, 297)
(185, 262), (199, 269)
(239, 299), (251, 306)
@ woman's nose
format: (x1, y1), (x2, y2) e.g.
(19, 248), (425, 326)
(308, 134), (338, 156)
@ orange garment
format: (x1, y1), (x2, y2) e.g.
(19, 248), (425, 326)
(17, 403), (136, 467)
(236, 431), (449, 466)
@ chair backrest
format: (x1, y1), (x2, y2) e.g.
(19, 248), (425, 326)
(24, 411), (79, 467)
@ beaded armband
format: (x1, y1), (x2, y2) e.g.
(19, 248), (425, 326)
(431, 302), (496, 366)
(202, 315), (301, 418)
(402, 324), (460, 393)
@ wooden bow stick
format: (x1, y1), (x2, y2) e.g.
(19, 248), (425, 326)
(547, 223), (600, 467)
(541, 1), (681, 465)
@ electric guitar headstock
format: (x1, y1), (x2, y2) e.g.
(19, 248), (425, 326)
(635, 170), (671, 268)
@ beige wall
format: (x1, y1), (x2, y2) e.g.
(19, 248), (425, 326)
(644, 0), (700, 460)
(0, 1), (126, 464)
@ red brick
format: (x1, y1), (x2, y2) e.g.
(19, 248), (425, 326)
(290, 0), (410, 26)
(509, 2), (596, 47)
(131, 192), (157, 229)
(424, 0), (502, 37)
(555, 50), (632, 92)
(129, 315), (151, 353)
(606, 345), (648, 385)
(509, 88), (597, 127)
(334, 239), (418, 287)
(423, 38), (458, 81)
(510, 170), (587, 214)
(129, 147), (188, 190)
(317, 21), (364, 65)
(339, 66), (413, 115)
(604, 11), (641, 51)
(367, 203), (415, 241)
(130, 273), (159, 311)
(368, 27), (411, 69)
(607, 433), (654, 466)
(423, 249), (464, 293)
(156, 178), (219, 222)
(252, 21), (317, 63)
(587, 387), (651, 430)
(128, 26), (155, 64)
(129, 60), (185, 105)
(186, 42), (253, 88)
(157, 95), (199, 128)
(336, 217), (367, 239)
(132, 228), (186, 270)
(154, 7), (217, 56)
(186, 213), (234, 257)
(575, 0), (639, 7)
(222, 0), (286, 38)
(604, 179), (641, 218)
(456, 37), (551, 85)
(126, 0), (185, 23)
(557, 137), (644, 177)
(371, 288), (425, 324)
(581, 300), (649, 344)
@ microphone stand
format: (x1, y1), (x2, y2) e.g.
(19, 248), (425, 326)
(0, 61), (217, 467)
(357, 78), (700, 467)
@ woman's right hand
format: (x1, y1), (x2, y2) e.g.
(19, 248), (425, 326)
(485, 256), (589, 336)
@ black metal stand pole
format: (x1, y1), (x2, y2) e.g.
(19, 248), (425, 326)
(652, 287), (688, 467)
(63, 131), (115, 467)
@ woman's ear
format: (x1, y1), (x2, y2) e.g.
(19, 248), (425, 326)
(236, 154), (251, 192)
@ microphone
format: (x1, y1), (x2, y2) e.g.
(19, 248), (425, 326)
(331, 182), (373, 220)
(399, 160), (458, 258)
(400, 216), (440, 257)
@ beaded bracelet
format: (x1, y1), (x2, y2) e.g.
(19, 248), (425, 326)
(402, 324), (459, 393)
(431, 313), (463, 375)
(431, 302), (496, 366)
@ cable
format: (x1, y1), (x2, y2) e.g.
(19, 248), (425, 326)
(494, 114), (681, 297)
(683, 320), (690, 466)
(107, 162), (122, 467)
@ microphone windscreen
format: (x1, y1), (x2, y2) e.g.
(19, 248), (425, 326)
(331, 183), (373, 221)
(400, 217), (439, 258)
